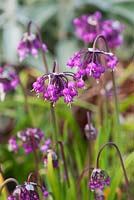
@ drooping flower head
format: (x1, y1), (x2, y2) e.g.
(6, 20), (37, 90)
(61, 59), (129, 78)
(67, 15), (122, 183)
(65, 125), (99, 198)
(43, 149), (58, 168)
(84, 123), (98, 140)
(0, 66), (19, 101)
(73, 11), (124, 48)
(32, 61), (84, 105)
(8, 181), (49, 200)
(73, 11), (102, 43)
(17, 128), (44, 154)
(88, 168), (110, 191)
(67, 47), (118, 80)
(17, 32), (47, 61)
(84, 111), (98, 140)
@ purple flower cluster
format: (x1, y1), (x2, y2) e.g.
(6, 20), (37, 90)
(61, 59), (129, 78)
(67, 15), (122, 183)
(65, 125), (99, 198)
(88, 168), (110, 191)
(73, 11), (102, 44)
(73, 11), (124, 48)
(32, 71), (84, 104)
(17, 128), (44, 154)
(0, 66), (19, 101)
(17, 32), (47, 61)
(67, 48), (118, 80)
(8, 182), (49, 200)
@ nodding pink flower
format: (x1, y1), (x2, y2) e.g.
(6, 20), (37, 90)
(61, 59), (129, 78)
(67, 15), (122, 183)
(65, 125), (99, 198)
(17, 128), (44, 154)
(17, 32), (47, 61)
(88, 168), (110, 191)
(73, 11), (102, 43)
(8, 181), (49, 200)
(32, 71), (84, 105)
(73, 11), (124, 48)
(67, 48), (118, 80)
(0, 66), (19, 101)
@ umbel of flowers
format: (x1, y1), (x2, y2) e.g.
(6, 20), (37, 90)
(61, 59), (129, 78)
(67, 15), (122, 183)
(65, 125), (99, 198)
(67, 35), (118, 81)
(0, 174), (49, 200)
(73, 11), (124, 48)
(32, 60), (84, 105)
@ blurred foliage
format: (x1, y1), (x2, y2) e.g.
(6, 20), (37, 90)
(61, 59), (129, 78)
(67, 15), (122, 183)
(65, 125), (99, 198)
(0, 0), (134, 68)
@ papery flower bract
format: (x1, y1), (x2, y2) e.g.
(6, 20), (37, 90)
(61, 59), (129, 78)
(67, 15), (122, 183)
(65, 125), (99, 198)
(0, 66), (19, 101)
(67, 48), (118, 80)
(8, 182), (49, 200)
(8, 136), (19, 152)
(73, 11), (102, 43)
(17, 32), (47, 61)
(32, 71), (84, 105)
(44, 149), (58, 168)
(17, 128), (44, 154)
(88, 168), (110, 191)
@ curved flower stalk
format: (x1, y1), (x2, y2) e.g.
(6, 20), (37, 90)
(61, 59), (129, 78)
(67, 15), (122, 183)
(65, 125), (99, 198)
(32, 60), (84, 105)
(0, 174), (49, 200)
(17, 21), (48, 73)
(73, 11), (124, 48)
(76, 142), (132, 200)
(0, 65), (19, 101)
(67, 35), (118, 81)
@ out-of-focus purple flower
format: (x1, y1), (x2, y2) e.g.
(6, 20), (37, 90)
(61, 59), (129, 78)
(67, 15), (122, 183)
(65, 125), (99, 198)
(67, 48), (118, 80)
(101, 20), (124, 48)
(73, 11), (124, 48)
(8, 182), (49, 200)
(88, 168), (110, 191)
(40, 138), (52, 152)
(73, 11), (102, 43)
(0, 66), (19, 101)
(32, 71), (84, 105)
(44, 149), (58, 168)
(9, 136), (19, 152)
(17, 128), (44, 154)
(84, 123), (98, 140)
(17, 32), (47, 61)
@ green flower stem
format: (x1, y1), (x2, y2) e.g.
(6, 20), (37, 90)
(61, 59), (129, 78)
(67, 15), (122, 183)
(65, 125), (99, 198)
(96, 142), (132, 200)
(50, 103), (58, 143)
(111, 70), (121, 142)
(57, 141), (70, 187)
(76, 166), (93, 200)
